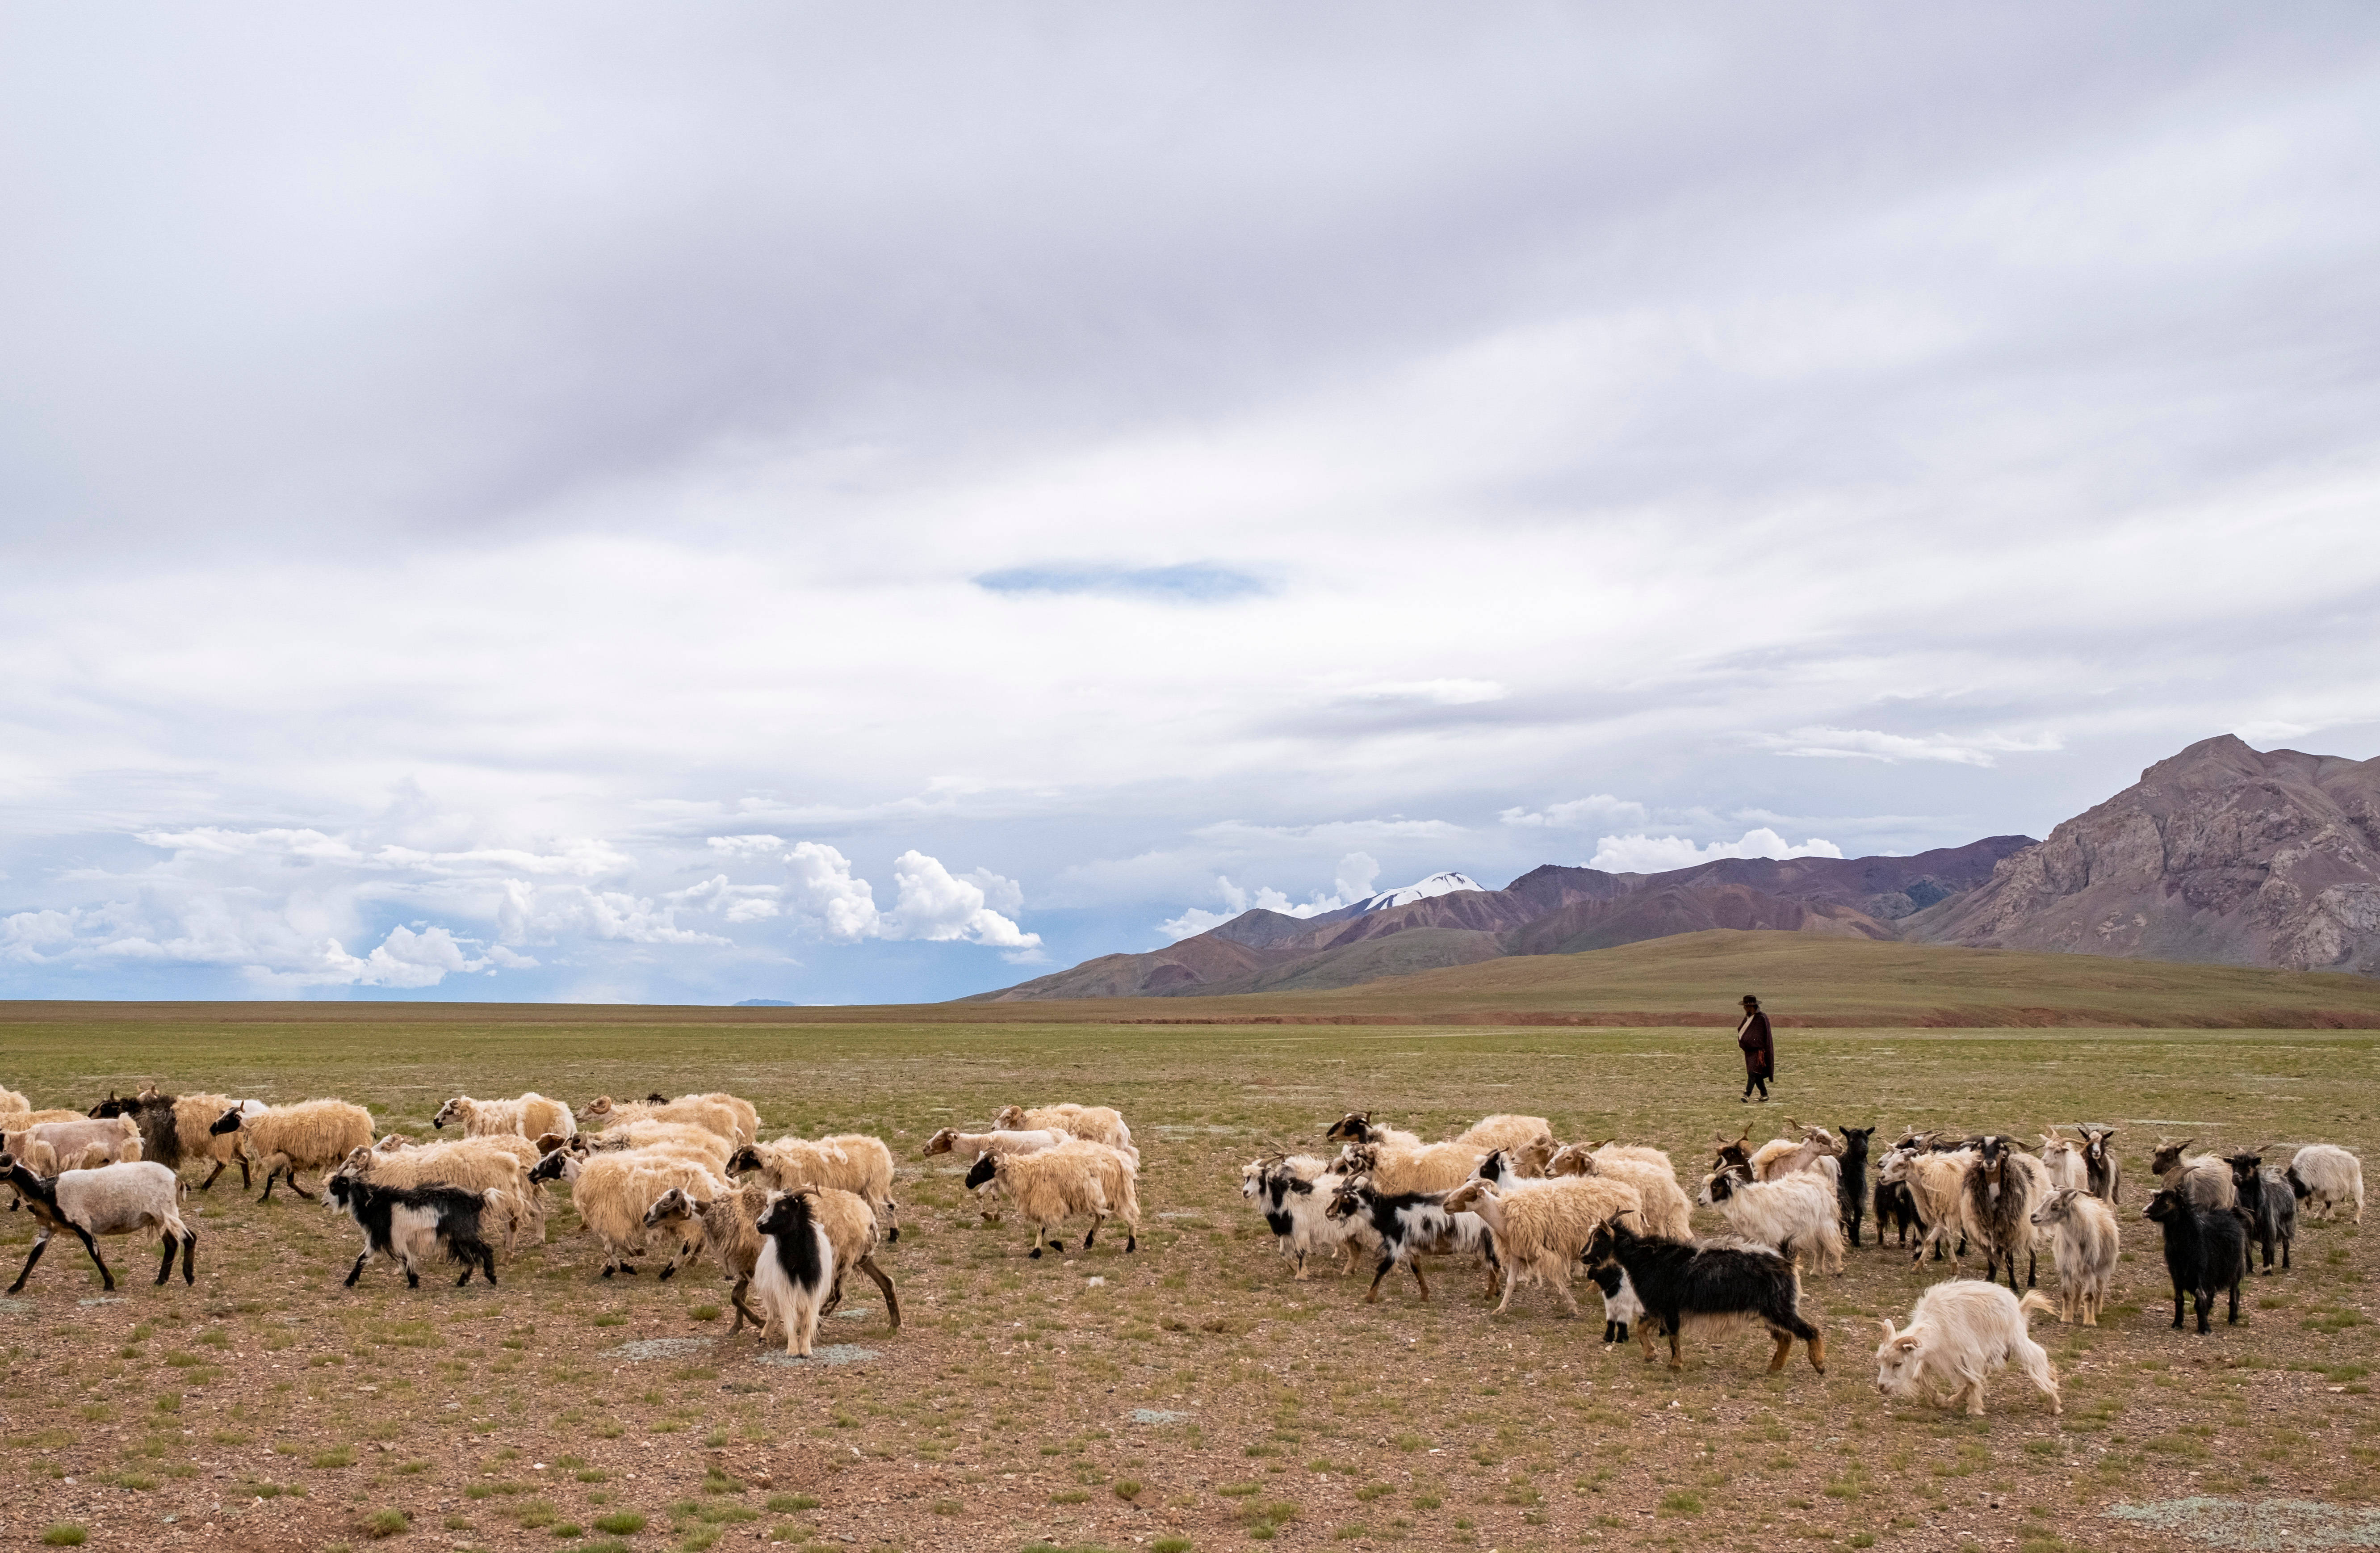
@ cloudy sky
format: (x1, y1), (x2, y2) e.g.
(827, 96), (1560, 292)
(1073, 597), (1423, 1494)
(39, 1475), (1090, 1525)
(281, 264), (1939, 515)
(4, 5), (2376, 1003)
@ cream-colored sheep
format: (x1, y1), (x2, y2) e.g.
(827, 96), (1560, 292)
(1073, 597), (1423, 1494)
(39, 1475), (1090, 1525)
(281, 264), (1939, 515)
(215, 1100), (374, 1203)
(1333, 1139), (1483, 1196)
(28, 1116), (142, 1171)
(728, 1134), (900, 1241)
(582, 1119), (734, 1172)
(433, 1092), (578, 1142)
(1444, 1175), (1642, 1315)
(968, 1144), (1123, 1258)
(1546, 1147), (1693, 1240)
(991, 1104), (1134, 1155)
(338, 1138), (546, 1252)
(532, 1149), (726, 1278)
(576, 1093), (750, 1146)
(1453, 1114), (1556, 1157)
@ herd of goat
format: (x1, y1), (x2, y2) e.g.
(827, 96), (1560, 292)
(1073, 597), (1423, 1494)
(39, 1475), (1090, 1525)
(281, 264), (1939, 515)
(1, 1080), (2368, 1417)
(1242, 1111), (2365, 1414)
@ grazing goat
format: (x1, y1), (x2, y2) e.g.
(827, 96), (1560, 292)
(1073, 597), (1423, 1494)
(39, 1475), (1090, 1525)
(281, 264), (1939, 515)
(2287, 1144), (2364, 1224)
(2225, 1149), (2296, 1274)
(2150, 1138), (2237, 1209)
(2143, 1186), (2250, 1334)
(963, 1143), (1133, 1258)
(2029, 1188), (2120, 1326)
(752, 1189), (836, 1357)
(1836, 1125), (1875, 1247)
(433, 1093), (577, 1142)
(1324, 1175), (1498, 1305)
(727, 1135), (901, 1240)
(1873, 1280), (2060, 1416)
(0, 1155), (194, 1293)
(2038, 1130), (2088, 1193)
(326, 1175), (498, 1289)
(2076, 1125), (2122, 1204)
(1699, 1167), (1844, 1273)
(991, 1104), (1134, 1155)
(1540, 1145), (1693, 1241)
(1580, 1217), (1825, 1375)
(1960, 1135), (2050, 1293)
(1334, 1138), (1484, 1196)
(1444, 1175), (1640, 1317)
(1324, 1111), (1424, 1150)
(212, 1100), (373, 1203)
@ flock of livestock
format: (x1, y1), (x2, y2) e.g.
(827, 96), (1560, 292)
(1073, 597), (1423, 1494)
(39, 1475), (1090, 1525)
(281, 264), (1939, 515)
(3, 1078), (2370, 1418)
(1241, 1111), (2367, 1415)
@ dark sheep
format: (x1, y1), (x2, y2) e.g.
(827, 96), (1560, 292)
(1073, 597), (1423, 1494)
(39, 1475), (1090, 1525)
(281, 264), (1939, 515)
(1836, 1125), (1874, 1248)
(1873, 1178), (1922, 1247)
(2143, 1186), (2249, 1334)
(88, 1090), (184, 1171)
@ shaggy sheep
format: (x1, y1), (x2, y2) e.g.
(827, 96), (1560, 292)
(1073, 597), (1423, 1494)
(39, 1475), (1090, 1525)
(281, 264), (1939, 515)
(2150, 1138), (2238, 1210)
(212, 1100), (373, 1203)
(336, 1138), (546, 1252)
(645, 1181), (771, 1332)
(1581, 1216), (1825, 1376)
(325, 1175), (498, 1289)
(26, 1116), (142, 1172)
(725, 1134), (900, 1241)
(576, 1094), (752, 1147)
(0, 1154), (194, 1293)
(1873, 1280), (2061, 1416)
(1443, 1175), (1641, 1316)
(578, 1119), (734, 1171)
(1699, 1167), (1845, 1273)
(965, 1140), (1138, 1257)
(2287, 1144), (2365, 1224)
(1542, 1145), (1693, 1241)
(1452, 1114), (1557, 1157)
(991, 1104), (1134, 1155)
(752, 1189), (836, 1357)
(2030, 1188), (2120, 1326)
(922, 1126), (1067, 1159)
(528, 1148), (727, 1278)
(1333, 1138), (1485, 1197)
(0, 1087), (27, 1116)
(433, 1093), (577, 1142)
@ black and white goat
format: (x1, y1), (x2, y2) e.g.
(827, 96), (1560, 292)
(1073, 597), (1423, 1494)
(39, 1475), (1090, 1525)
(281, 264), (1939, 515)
(2224, 1149), (2296, 1274)
(752, 1189), (836, 1357)
(1579, 1216), (1825, 1375)
(2143, 1186), (2249, 1334)
(1583, 1259), (1645, 1347)
(325, 1174), (499, 1289)
(2076, 1125), (2122, 1204)
(1323, 1174), (1497, 1305)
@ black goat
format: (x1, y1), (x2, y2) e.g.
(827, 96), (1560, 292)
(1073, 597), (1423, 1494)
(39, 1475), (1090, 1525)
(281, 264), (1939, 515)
(1837, 1125), (1874, 1247)
(2225, 1150), (2296, 1274)
(2143, 1186), (2248, 1334)
(325, 1175), (498, 1289)
(1580, 1217), (1824, 1375)
(1872, 1178), (1922, 1247)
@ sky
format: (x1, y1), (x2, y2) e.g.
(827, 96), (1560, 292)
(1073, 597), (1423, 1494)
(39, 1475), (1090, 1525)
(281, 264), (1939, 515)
(3, 4), (2377, 1004)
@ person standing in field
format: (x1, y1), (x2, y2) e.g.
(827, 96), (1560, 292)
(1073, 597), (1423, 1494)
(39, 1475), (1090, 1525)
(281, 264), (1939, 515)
(1737, 994), (1774, 1103)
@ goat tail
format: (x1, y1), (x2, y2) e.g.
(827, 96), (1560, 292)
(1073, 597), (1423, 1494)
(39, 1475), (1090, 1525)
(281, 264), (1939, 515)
(2017, 1290), (2057, 1324)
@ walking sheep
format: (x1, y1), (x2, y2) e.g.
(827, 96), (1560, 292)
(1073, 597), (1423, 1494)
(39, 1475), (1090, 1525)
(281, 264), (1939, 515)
(726, 1134), (900, 1241)
(2287, 1144), (2364, 1224)
(0, 1155), (194, 1293)
(1442, 1175), (1639, 1317)
(991, 1104), (1134, 1155)
(211, 1100), (373, 1203)
(963, 1143), (1133, 1258)
(434, 1093), (577, 1142)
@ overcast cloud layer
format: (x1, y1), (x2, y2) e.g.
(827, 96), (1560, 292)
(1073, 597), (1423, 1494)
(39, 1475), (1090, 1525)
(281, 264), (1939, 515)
(4, 5), (2377, 1002)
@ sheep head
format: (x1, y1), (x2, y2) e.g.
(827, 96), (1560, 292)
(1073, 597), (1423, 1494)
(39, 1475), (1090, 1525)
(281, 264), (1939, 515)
(432, 1097), (469, 1129)
(207, 1104), (247, 1137)
(922, 1128), (960, 1157)
(1441, 1180), (1492, 1215)
(577, 1096), (619, 1124)
(991, 1105), (1028, 1131)
(643, 1187), (701, 1230)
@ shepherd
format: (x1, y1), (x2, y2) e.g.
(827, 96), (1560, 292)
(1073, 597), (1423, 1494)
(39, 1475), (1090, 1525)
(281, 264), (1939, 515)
(1737, 994), (1774, 1103)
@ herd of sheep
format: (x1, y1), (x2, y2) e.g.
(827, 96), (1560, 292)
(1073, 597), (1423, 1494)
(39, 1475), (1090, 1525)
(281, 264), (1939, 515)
(1242, 1111), (2366, 1416)
(2, 1078), (2369, 1419)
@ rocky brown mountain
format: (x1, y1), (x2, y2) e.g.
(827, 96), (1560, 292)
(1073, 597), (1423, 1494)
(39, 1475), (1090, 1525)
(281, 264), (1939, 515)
(975, 835), (2029, 1001)
(1907, 735), (2380, 975)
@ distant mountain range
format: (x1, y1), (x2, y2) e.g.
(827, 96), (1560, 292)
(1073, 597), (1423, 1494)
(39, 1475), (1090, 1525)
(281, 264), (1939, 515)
(974, 734), (2380, 1002)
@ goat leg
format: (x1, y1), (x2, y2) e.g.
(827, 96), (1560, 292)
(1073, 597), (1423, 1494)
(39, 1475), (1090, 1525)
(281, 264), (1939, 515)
(858, 1254), (901, 1331)
(1408, 1256), (1432, 1302)
(1365, 1256), (1394, 1304)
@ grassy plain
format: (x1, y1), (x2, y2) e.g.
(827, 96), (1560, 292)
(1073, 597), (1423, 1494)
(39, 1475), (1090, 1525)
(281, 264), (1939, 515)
(0, 991), (2375, 1553)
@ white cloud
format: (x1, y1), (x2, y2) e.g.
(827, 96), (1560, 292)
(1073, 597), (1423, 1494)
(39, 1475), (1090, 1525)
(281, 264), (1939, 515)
(1588, 827), (1845, 873)
(780, 843), (884, 943)
(1760, 727), (2065, 767)
(1155, 852), (1387, 941)
(1345, 679), (1509, 706)
(1499, 795), (1650, 830)
(884, 852), (1040, 949)
(666, 874), (786, 924)
(706, 834), (790, 858)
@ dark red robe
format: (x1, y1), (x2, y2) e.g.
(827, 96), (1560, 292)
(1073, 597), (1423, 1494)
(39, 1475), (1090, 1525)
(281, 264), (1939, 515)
(1738, 1011), (1774, 1080)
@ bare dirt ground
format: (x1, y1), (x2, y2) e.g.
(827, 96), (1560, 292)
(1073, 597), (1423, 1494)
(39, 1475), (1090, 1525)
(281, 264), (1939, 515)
(0, 1016), (2373, 1553)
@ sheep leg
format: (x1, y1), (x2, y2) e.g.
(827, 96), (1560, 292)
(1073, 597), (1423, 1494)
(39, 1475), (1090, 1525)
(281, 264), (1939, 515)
(1551, 1255), (1580, 1318)
(179, 1230), (197, 1285)
(67, 1224), (113, 1291)
(1028, 1221), (1052, 1259)
(257, 1164), (282, 1204)
(284, 1170), (319, 1202)
(198, 1159), (226, 1191)
(155, 1232), (178, 1285)
(1084, 1214), (1100, 1250)
(857, 1254), (901, 1331)
(1493, 1261), (1518, 1315)
(6, 1230), (53, 1293)
(1124, 1220), (1136, 1253)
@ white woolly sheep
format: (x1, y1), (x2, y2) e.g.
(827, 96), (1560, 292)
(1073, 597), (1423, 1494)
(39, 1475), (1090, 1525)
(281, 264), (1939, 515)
(1543, 1145), (1693, 1241)
(1699, 1167), (1845, 1273)
(0, 1155), (194, 1293)
(963, 1143), (1128, 1258)
(2030, 1187), (2120, 1326)
(1453, 1114), (1557, 1157)
(726, 1134), (900, 1241)
(0, 1087), (28, 1116)
(991, 1103), (1134, 1155)
(2288, 1144), (2365, 1224)
(576, 1093), (752, 1147)
(434, 1092), (577, 1142)
(528, 1148), (727, 1278)
(580, 1119), (733, 1171)
(212, 1100), (374, 1203)
(1874, 1280), (2061, 1416)
(1334, 1139), (1484, 1196)
(1444, 1175), (1642, 1316)
(645, 1180), (773, 1333)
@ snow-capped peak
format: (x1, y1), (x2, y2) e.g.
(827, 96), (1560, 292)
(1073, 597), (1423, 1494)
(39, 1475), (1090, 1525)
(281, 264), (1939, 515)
(1360, 871), (1485, 912)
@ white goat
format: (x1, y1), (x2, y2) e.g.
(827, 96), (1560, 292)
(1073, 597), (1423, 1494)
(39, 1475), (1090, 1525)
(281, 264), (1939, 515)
(1874, 1280), (2061, 1417)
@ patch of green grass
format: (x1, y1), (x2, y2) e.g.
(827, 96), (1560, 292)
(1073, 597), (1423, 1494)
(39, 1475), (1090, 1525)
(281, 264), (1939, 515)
(592, 1512), (646, 1534)
(767, 1494), (820, 1512)
(41, 1528), (87, 1549)
(1659, 1491), (1704, 1516)
(360, 1509), (410, 1539)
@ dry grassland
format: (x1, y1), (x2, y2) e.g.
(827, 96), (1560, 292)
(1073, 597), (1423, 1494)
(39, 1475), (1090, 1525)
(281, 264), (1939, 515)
(0, 1005), (2374, 1553)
